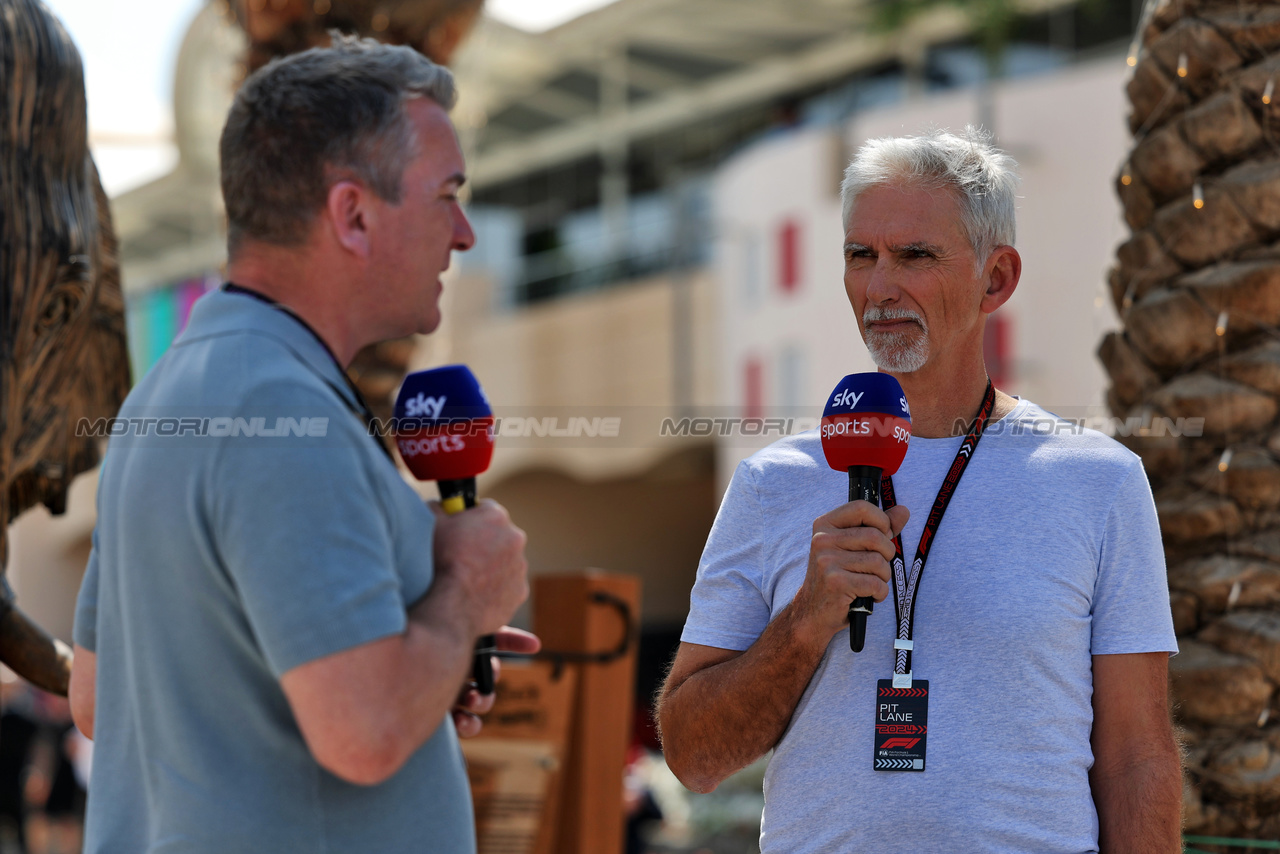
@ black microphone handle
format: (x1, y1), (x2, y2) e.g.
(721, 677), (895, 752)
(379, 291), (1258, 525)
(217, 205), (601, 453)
(439, 478), (497, 695)
(847, 466), (882, 653)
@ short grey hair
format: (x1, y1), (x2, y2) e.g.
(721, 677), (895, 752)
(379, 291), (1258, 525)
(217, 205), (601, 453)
(840, 126), (1019, 269)
(220, 34), (457, 252)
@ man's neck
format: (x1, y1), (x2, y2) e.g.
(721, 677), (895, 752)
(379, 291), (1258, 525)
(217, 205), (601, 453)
(225, 244), (365, 366)
(889, 357), (1017, 438)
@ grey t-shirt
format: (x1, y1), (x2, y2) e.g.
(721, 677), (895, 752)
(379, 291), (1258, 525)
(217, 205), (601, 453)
(74, 290), (474, 853)
(681, 400), (1177, 854)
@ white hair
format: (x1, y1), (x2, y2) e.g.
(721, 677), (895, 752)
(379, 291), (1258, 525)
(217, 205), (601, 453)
(840, 126), (1019, 269)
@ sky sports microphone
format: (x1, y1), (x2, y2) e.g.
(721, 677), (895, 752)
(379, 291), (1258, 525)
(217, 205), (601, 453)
(820, 373), (911, 653)
(393, 365), (498, 693)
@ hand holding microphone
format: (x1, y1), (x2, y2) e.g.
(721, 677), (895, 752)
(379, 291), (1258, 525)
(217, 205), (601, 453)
(817, 373), (912, 652)
(393, 365), (528, 695)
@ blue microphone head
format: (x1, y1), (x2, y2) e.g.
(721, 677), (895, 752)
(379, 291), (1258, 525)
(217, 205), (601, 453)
(821, 372), (912, 474)
(395, 364), (491, 420)
(393, 365), (494, 481)
(822, 372), (911, 420)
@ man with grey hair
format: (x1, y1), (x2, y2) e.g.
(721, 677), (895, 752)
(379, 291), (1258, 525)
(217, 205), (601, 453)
(69, 37), (533, 853)
(659, 127), (1181, 852)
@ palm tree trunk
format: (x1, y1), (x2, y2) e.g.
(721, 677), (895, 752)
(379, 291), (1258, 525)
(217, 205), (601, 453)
(1101, 0), (1280, 838)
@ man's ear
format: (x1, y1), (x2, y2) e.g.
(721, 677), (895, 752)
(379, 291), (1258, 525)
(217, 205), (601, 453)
(979, 245), (1020, 315)
(325, 180), (372, 258)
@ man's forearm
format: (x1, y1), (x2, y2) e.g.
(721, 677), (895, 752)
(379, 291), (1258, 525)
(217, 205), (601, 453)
(1091, 750), (1183, 854)
(658, 604), (830, 793)
(69, 644), (96, 739)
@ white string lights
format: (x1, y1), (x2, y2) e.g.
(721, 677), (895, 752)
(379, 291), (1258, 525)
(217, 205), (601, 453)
(1125, 0), (1161, 71)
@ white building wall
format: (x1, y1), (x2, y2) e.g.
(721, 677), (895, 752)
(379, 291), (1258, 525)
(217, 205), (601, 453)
(713, 129), (873, 483)
(713, 55), (1132, 490)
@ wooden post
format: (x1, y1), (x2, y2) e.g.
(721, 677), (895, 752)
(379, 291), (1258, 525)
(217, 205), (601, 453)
(533, 572), (640, 854)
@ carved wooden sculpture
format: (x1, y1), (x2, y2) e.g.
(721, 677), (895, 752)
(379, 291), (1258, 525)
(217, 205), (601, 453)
(0, 0), (131, 695)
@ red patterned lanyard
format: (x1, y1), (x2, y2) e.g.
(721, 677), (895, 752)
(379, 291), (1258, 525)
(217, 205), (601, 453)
(880, 381), (996, 682)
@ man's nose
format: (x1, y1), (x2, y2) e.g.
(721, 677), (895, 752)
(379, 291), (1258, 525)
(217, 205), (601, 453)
(864, 259), (898, 304)
(454, 208), (476, 252)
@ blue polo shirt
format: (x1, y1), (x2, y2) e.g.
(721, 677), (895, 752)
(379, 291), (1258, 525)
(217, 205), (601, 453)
(74, 289), (474, 853)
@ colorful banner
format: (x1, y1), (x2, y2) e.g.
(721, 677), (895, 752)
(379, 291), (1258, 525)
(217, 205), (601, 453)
(125, 274), (217, 380)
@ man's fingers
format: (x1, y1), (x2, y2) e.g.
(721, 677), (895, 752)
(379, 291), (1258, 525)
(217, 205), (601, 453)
(798, 501), (903, 634)
(820, 500), (894, 537)
(812, 525), (898, 564)
(809, 555), (890, 599)
(886, 504), (910, 537)
(457, 686), (496, 715)
(452, 710), (483, 738)
(812, 542), (893, 580)
(807, 523), (896, 605)
(826, 568), (890, 602)
(855, 575), (891, 603)
(494, 626), (541, 654)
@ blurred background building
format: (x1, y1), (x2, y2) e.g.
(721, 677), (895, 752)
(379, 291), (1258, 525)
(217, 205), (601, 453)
(11, 0), (1145, 806)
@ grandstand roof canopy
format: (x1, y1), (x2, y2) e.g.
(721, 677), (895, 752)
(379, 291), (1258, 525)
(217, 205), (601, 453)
(453, 0), (1076, 190)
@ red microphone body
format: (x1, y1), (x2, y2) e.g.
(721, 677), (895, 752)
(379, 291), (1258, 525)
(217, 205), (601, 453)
(393, 365), (498, 692)
(819, 373), (912, 652)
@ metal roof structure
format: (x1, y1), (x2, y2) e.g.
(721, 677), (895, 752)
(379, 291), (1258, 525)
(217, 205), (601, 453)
(112, 0), (1097, 293)
(451, 0), (1078, 191)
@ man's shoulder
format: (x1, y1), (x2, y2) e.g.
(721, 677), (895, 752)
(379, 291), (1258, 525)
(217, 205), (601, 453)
(986, 399), (1145, 482)
(738, 430), (828, 483)
(131, 288), (349, 403)
(129, 322), (340, 413)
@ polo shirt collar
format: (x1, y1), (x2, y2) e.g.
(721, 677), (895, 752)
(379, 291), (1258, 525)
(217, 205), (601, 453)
(177, 287), (362, 412)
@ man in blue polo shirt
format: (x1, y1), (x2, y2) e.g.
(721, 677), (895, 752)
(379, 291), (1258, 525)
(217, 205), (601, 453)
(68, 37), (533, 853)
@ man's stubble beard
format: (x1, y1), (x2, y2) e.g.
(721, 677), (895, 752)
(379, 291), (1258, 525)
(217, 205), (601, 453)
(862, 307), (929, 373)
